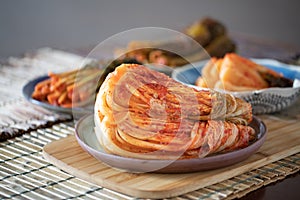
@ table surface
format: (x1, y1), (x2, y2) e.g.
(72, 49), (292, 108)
(0, 32), (299, 200)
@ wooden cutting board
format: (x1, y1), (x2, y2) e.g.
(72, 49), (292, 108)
(43, 116), (300, 199)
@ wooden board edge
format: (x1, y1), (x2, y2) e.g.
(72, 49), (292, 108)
(42, 136), (300, 199)
(42, 143), (184, 199)
(121, 145), (300, 199)
(179, 145), (300, 193)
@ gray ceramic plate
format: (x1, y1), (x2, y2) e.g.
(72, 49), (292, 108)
(75, 114), (267, 173)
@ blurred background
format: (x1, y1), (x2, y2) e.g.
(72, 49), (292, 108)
(1, 0), (300, 59)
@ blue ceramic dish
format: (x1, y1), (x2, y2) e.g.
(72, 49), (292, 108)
(23, 75), (93, 117)
(172, 59), (300, 114)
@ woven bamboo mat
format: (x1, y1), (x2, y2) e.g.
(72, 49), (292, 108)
(0, 48), (83, 140)
(1, 122), (299, 199)
(0, 48), (299, 199)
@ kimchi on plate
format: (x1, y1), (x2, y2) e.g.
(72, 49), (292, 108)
(94, 64), (257, 160)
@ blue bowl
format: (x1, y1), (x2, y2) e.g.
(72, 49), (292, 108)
(172, 59), (300, 114)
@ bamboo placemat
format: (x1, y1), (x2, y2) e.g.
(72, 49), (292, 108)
(0, 48), (299, 199)
(0, 121), (299, 199)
